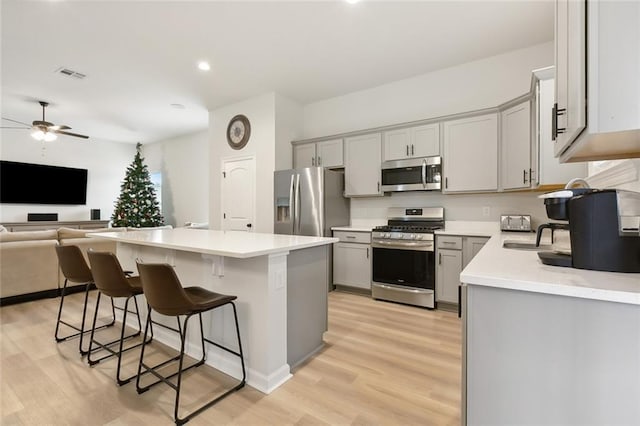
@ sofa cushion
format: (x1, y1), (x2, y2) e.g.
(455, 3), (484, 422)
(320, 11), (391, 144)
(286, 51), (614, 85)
(0, 239), (59, 298)
(57, 227), (124, 240)
(0, 229), (58, 243)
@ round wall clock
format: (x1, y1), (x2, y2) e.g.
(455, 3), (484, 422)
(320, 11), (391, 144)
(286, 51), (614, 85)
(226, 114), (251, 150)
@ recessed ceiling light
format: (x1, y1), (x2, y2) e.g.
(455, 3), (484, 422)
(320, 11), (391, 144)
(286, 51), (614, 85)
(170, 103), (185, 110)
(197, 61), (211, 71)
(345, 0), (361, 4)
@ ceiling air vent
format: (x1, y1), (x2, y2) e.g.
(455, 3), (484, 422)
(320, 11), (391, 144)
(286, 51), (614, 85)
(55, 67), (87, 79)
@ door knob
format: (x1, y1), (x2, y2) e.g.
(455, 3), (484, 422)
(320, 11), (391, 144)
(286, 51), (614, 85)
(246, 223), (252, 228)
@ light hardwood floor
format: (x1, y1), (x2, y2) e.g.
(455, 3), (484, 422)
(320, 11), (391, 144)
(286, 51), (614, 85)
(0, 290), (461, 425)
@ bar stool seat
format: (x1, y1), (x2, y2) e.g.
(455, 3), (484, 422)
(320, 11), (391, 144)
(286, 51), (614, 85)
(87, 250), (151, 385)
(135, 261), (246, 426)
(54, 245), (115, 355)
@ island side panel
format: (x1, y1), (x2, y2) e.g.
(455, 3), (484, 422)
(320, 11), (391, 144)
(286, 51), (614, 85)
(287, 245), (329, 369)
(465, 284), (640, 425)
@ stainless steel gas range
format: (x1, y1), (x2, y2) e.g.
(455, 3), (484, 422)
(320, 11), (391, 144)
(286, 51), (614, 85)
(371, 207), (444, 309)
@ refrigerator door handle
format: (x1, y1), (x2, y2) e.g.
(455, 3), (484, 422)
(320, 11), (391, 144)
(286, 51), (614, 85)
(295, 174), (301, 234)
(289, 174), (295, 234)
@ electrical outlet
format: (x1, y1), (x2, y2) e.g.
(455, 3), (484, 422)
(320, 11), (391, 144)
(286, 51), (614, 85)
(482, 206), (491, 217)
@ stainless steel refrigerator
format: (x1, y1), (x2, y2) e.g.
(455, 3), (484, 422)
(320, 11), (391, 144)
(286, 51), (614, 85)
(274, 167), (350, 237)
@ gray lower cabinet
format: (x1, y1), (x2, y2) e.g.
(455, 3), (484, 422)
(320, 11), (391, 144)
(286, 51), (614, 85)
(332, 230), (371, 291)
(436, 235), (489, 308)
(463, 284), (640, 425)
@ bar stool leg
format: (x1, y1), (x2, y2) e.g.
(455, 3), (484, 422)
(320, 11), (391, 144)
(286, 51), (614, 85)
(87, 292), (149, 385)
(54, 279), (116, 355)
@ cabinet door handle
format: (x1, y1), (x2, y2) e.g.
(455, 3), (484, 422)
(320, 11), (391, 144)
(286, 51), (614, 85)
(552, 103), (567, 140)
(312, 157), (315, 166)
(366, 247), (369, 259)
(346, 235), (356, 239)
(411, 144), (414, 155)
(406, 145), (409, 156)
(318, 156), (322, 166)
(439, 252), (442, 265)
(523, 169), (527, 184)
(377, 181), (380, 192)
(445, 177), (448, 189)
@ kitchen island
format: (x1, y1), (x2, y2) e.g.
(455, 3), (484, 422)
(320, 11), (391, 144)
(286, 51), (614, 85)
(90, 228), (338, 394)
(460, 234), (640, 425)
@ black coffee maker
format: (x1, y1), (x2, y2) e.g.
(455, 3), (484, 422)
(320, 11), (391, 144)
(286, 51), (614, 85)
(536, 188), (592, 267)
(537, 188), (640, 272)
(569, 189), (640, 273)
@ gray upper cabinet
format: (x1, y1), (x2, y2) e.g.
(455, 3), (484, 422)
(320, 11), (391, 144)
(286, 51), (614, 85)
(293, 139), (343, 169)
(554, 0), (640, 162)
(443, 113), (498, 193)
(533, 68), (587, 187)
(344, 133), (382, 197)
(383, 123), (440, 162)
(501, 100), (532, 191)
(553, 0), (587, 157)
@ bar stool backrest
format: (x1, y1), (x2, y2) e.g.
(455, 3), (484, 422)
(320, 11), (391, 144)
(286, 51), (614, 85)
(56, 245), (93, 284)
(136, 262), (195, 316)
(87, 250), (136, 298)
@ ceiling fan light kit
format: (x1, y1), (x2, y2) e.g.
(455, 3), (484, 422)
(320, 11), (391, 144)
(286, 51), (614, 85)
(31, 129), (57, 142)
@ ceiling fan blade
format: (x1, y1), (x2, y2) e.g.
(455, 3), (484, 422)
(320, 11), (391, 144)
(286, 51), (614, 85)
(49, 124), (71, 131)
(0, 126), (31, 129)
(55, 129), (89, 139)
(33, 120), (54, 127)
(1, 117), (31, 127)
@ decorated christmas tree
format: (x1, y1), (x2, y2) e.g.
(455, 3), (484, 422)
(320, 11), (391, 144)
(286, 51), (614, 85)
(111, 143), (164, 228)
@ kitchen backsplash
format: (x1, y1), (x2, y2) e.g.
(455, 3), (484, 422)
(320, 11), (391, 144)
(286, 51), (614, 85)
(350, 191), (548, 228)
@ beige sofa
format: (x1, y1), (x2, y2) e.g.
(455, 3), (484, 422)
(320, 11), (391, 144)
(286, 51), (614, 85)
(0, 227), (123, 304)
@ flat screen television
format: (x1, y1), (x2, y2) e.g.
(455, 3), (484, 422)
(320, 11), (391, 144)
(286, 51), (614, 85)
(0, 160), (88, 205)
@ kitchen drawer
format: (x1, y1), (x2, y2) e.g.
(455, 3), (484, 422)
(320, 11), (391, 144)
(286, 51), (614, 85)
(437, 235), (462, 250)
(333, 230), (371, 244)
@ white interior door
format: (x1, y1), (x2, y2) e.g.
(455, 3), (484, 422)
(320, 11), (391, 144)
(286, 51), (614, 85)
(222, 156), (255, 231)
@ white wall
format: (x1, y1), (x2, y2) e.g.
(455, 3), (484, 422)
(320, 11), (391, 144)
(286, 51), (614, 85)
(274, 93), (303, 171)
(301, 42), (555, 224)
(143, 130), (209, 227)
(303, 42), (554, 139)
(0, 129), (134, 223)
(209, 93), (277, 232)
(208, 92), (303, 232)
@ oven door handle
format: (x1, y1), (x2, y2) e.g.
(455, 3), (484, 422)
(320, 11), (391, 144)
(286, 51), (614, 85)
(374, 283), (432, 294)
(422, 159), (427, 187)
(372, 240), (434, 250)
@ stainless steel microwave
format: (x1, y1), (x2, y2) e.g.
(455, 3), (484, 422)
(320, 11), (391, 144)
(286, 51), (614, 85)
(381, 156), (442, 192)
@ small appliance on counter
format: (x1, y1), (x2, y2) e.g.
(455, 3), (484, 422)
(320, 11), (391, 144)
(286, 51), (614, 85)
(500, 215), (532, 232)
(569, 189), (640, 273)
(536, 188), (640, 272)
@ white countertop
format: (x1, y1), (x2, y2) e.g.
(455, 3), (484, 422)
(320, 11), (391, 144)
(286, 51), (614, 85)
(89, 228), (338, 259)
(461, 234), (640, 305)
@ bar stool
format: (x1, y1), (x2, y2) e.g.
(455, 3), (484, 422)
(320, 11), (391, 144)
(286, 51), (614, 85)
(54, 245), (115, 355)
(87, 250), (151, 385)
(135, 261), (246, 426)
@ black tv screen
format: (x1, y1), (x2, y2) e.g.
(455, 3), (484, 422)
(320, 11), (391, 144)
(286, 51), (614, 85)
(0, 160), (88, 205)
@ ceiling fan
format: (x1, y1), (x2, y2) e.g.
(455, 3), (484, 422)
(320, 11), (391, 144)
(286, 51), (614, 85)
(1, 101), (89, 140)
